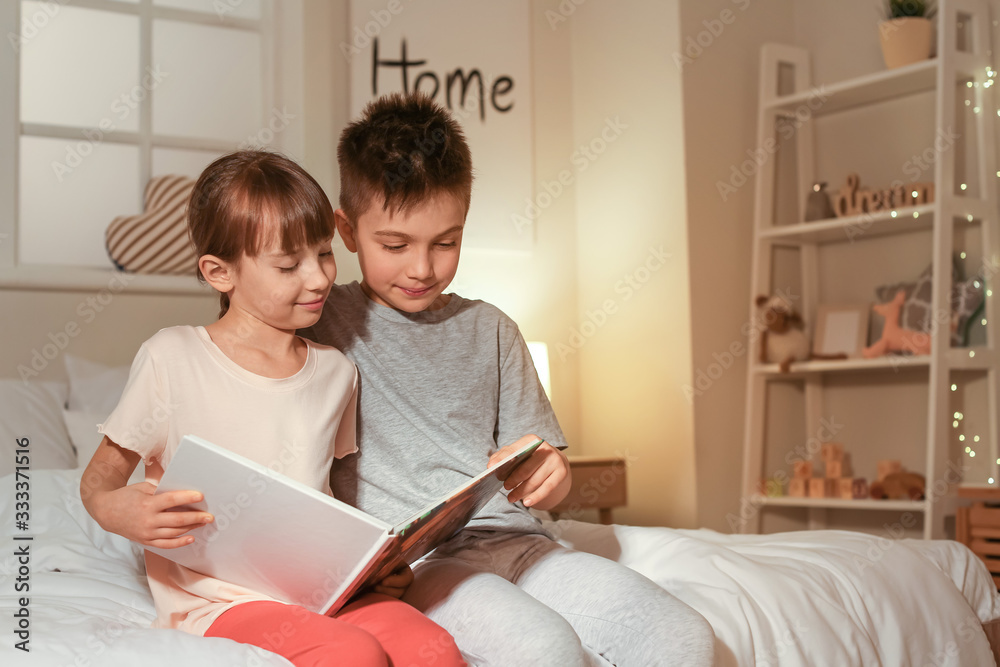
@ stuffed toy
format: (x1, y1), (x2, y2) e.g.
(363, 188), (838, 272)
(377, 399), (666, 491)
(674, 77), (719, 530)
(870, 471), (926, 500)
(874, 260), (984, 347)
(863, 290), (932, 358)
(756, 294), (847, 373)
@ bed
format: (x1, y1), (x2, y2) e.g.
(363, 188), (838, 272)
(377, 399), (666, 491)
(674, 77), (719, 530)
(2, 369), (1000, 666)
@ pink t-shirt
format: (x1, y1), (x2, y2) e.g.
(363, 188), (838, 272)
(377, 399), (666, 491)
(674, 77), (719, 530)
(99, 325), (358, 635)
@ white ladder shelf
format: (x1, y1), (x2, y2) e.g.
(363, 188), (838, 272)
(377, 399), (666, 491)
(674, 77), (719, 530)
(739, 0), (1000, 540)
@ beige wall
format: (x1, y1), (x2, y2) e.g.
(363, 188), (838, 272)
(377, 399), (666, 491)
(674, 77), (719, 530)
(568, 0), (698, 527)
(682, 0), (795, 532)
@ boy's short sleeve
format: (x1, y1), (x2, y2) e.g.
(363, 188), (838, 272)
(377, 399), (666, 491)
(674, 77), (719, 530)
(97, 342), (169, 463)
(496, 323), (568, 452)
(333, 372), (359, 459)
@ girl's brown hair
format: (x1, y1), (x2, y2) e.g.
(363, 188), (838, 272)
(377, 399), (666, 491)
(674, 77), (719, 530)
(187, 150), (335, 317)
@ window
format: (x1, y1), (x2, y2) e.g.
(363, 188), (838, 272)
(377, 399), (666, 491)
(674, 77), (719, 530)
(2, 0), (303, 285)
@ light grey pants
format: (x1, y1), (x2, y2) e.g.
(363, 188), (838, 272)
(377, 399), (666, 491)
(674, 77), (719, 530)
(403, 530), (715, 667)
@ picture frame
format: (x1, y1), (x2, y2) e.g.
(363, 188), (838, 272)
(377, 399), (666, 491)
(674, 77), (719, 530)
(813, 304), (870, 358)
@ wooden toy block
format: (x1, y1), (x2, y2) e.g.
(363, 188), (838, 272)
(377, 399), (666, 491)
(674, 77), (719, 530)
(808, 478), (825, 498)
(793, 461), (814, 479)
(841, 452), (853, 477)
(877, 460), (902, 482)
(852, 478), (869, 499)
(789, 478), (807, 497)
(825, 460), (843, 479)
(839, 478), (854, 499)
(824, 479), (840, 498)
(757, 478), (784, 497)
(821, 442), (844, 462)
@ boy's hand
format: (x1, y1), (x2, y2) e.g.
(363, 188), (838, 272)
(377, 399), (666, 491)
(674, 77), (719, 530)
(373, 563), (414, 599)
(93, 482), (214, 549)
(488, 435), (571, 510)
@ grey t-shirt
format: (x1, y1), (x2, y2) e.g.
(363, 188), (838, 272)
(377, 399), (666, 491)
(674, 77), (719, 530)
(301, 282), (567, 534)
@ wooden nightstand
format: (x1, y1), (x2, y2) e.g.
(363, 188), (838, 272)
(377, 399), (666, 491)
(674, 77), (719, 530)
(549, 456), (627, 524)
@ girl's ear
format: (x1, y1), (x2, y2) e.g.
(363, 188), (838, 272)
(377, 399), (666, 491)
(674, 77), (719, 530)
(199, 254), (235, 295)
(335, 209), (358, 253)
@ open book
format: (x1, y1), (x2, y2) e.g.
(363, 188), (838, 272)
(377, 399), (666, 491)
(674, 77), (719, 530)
(149, 434), (542, 615)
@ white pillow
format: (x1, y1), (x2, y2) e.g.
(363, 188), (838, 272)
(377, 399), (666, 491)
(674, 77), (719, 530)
(0, 380), (77, 477)
(63, 408), (145, 485)
(64, 354), (131, 418)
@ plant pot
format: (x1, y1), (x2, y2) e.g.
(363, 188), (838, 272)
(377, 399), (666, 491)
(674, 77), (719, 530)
(878, 17), (934, 69)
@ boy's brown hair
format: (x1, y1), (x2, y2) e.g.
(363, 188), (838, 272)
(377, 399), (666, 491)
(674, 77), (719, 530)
(337, 92), (474, 223)
(187, 150), (335, 317)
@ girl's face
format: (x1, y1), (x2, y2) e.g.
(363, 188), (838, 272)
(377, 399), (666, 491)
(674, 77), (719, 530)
(227, 232), (337, 332)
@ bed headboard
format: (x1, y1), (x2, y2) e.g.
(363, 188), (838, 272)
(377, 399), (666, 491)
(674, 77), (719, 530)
(0, 284), (217, 381)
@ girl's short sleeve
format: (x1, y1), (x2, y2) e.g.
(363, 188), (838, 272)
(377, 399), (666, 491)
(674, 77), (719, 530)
(333, 371), (358, 459)
(97, 342), (169, 462)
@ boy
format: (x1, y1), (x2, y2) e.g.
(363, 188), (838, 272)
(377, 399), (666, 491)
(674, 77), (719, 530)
(302, 93), (714, 666)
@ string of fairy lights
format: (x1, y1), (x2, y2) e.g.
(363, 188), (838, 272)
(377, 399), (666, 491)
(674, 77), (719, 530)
(952, 65), (997, 485)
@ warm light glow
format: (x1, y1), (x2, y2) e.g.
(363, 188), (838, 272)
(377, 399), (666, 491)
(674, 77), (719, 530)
(961, 183), (968, 190)
(951, 383), (958, 391)
(527, 341), (552, 400)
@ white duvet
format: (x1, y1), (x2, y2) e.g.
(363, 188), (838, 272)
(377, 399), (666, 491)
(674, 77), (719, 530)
(2, 469), (998, 667)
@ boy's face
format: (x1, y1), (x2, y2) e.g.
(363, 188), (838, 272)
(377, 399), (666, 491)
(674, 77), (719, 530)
(338, 191), (465, 313)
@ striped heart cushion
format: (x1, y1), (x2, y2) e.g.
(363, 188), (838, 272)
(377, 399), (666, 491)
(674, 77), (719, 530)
(106, 175), (198, 275)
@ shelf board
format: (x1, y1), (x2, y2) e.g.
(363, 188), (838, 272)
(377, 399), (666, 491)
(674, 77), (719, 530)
(756, 496), (926, 512)
(765, 59), (937, 118)
(755, 355), (930, 376)
(755, 348), (994, 376)
(759, 205), (934, 245)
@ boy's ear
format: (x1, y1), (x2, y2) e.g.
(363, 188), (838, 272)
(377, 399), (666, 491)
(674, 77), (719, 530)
(335, 209), (358, 253)
(198, 254), (235, 295)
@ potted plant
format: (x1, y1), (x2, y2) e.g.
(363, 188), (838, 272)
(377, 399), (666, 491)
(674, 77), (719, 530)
(879, 1), (936, 69)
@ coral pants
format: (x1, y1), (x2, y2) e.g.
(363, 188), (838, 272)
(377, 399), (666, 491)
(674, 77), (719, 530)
(205, 593), (465, 667)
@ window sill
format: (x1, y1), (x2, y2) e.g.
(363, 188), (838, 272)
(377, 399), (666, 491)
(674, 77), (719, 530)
(0, 265), (213, 296)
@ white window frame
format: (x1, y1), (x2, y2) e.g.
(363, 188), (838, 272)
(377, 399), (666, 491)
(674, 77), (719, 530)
(0, 0), (304, 294)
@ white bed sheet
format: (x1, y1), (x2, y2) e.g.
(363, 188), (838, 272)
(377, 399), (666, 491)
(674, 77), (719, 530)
(2, 468), (998, 666)
(545, 519), (1000, 667)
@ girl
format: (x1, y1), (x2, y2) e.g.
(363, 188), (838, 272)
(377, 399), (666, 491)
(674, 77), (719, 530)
(80, 150), (465, 667)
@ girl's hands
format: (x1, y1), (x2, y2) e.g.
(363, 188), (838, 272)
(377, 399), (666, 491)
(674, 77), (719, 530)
(488, 435), (572, 510)
(93, 482), (214, 549)
(374, 563), (414, 599)
(81, 436), (213, 549)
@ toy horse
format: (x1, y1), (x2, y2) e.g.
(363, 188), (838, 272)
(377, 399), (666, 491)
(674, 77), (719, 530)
(863, 290), (931, 358)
